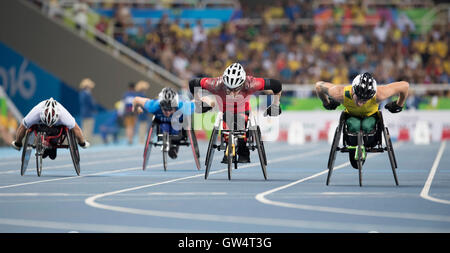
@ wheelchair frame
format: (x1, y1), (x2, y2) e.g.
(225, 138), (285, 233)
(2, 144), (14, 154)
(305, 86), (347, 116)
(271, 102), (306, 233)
(326, 111), (398, 186)
(21, 124), (80, 177)
(142, 115), (200, 171)
(204, 111), (267, 180)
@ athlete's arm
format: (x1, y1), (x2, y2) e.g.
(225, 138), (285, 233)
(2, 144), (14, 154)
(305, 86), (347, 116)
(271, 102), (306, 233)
(13, 123), (27, 146)
(72, 123), (88, 145)
(132, 96), (149, 114)
(315, 81), (345, 104)
(263, 78), (282, 106)
(376, 81), (409, 106)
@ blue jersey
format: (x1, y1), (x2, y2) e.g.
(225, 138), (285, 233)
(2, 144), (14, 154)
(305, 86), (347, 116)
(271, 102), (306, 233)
(143, 99), (195, 123)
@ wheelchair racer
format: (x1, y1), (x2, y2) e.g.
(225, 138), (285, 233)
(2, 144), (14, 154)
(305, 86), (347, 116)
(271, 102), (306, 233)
(132, 87), (212, 159)
(188, 62), (283, 163)
(315, 72), (409, 167)
(11, 98), (90, 159)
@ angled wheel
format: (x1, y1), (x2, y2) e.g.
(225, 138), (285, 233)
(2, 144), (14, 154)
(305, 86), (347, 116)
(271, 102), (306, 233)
(162, 132), (169, 171)
(227, 132), (234, 180)
(253, 129), (268, 180)
(326, 124), (342, 185)
(257, 126), (267, 166)
(187, 129), (201, 170)
(143, 124), (156, 170)
(205, 127), (218, 179)
(35, 132), (44, 177)
(357, 131), (363, 187)
(383, 127), (399, 186)
(68, 129), (81, 176)
(21, 131), (35, 176)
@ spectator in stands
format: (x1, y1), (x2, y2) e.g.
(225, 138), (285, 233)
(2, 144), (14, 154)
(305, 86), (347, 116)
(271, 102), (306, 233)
(95, 15), (109, 44)
(98, 101), (122, 144)
(0, 111), (17, 146)
(96, 0), (449, 88)
(122, 82), (138, 145)
(79, 78), (97, 144)
(73, 0), (89, 32)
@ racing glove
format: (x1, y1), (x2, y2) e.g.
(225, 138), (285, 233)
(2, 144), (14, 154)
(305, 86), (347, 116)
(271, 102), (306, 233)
(384, 101), (403, 113)
(323, 98), (340, 110)
(264, 104), (282, 117)
(79, 141), (90, 149)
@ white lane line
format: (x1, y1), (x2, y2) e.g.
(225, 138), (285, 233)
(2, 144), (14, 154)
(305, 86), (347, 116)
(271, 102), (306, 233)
(0, 147), (143, 167)
(0, 193), (91, 197)
(83, 148), (408, 233)
(0, 142), (317, 175)
(0, 218), (206, 233)
(256, 143), (450, 223)
(420, 141), (450, 204)
(0, 158), (194, 190)
(0, 156), (141, 175)
(146, 192), (227, 196)
(83, 147), (450, 232)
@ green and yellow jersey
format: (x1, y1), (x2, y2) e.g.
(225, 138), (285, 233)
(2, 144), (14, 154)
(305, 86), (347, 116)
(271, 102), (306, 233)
(343, 85), (378, 118)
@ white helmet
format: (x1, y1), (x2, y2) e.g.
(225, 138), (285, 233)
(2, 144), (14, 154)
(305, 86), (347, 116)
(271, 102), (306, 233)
(40, 98), (59, 127)
(223, 63), (246, 90)
(158, 87), (179, 111)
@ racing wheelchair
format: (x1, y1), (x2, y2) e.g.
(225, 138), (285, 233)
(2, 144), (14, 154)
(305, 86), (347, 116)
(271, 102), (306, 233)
(204, 111), (267, 180)
(20, 124), (81, 177)
(327, 111), (398, 186)
(142, 115), (200, 171)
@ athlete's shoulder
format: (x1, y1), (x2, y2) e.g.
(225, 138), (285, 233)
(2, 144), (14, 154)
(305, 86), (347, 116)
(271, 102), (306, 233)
(202, 76), (223, 90)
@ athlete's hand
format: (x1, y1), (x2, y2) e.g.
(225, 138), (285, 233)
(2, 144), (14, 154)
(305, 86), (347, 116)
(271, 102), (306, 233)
(323, 98), (340, 110)
(385, 101), (403, 113)
(79, 141), (90, 149)
(264, 104), (281, 117)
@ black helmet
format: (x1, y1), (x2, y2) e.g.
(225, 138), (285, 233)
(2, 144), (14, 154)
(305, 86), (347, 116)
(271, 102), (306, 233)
(158, 87), (179, 111)
(352, 72), (377, 100)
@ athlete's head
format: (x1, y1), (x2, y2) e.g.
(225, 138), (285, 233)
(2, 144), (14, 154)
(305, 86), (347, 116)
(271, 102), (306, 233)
(223, 63), (246, 91)
(352, 72), (377, 106)
(158, 87), (179, 117)
(40, 97), (60, 127)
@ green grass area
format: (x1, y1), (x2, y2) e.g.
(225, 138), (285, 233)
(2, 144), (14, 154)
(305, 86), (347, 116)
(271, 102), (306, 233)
(281, 97), (450, 111)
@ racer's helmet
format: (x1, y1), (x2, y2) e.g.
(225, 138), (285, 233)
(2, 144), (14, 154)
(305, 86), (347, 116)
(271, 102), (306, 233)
(352, 72), (377, 100)
(222, 63), (246, 90)
(158, 87), (179, 111)
(40, 97), (60, 127)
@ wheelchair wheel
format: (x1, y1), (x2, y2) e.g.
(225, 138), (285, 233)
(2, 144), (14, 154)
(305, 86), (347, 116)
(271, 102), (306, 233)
(257, 126), (267, 166)
(21, 131), (34, 176)
(68, 129), (81, 176)
(187, 129), (201, 170)
(326, 125), (341, 185)
(205, 127), (218, 179)
(357, 131), (363, 187)
(143, 124), (155, 171)
(35, 132), (43, 177)
(383, 127), (399, 186)
(227, 132), (234, 180)
(162, 132), (169, 171)
(253, 129), (268, 180)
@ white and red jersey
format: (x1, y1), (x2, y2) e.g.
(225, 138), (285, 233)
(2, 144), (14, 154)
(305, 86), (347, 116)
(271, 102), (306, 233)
(22, 100), (76, 129)
(200, 75), (266, 113)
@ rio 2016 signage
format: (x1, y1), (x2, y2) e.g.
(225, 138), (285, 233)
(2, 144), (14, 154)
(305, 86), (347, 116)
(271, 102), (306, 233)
(0, 42), (78, 116)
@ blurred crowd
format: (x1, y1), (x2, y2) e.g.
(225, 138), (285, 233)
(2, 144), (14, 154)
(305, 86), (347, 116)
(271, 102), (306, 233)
(92, 0), (449, 86)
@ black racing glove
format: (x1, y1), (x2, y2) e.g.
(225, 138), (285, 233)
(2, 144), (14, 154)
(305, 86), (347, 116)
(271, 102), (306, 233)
(195, 101), (213, 113)
(323, 98), (340, 110)
(264, 104), (282, 117)
(385, 101), (403, 113)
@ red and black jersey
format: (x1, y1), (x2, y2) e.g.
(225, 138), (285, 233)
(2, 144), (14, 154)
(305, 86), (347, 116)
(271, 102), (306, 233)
(199, 76), (266, 113)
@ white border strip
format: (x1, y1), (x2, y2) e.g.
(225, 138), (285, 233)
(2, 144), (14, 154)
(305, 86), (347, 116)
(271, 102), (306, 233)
(420, 141), (449, 204)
